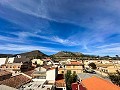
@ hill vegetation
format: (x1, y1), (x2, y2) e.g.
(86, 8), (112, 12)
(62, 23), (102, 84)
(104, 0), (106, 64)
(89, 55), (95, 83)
(0, 50), (119, 60)
(0, 50), (48, 59)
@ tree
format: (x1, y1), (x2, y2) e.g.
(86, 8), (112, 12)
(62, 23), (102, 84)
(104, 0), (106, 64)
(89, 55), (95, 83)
(65, 70), (77, 90)
(116, 55), (119, 60)
(88, 62), (97, 69)
(108, 71), (120, 86)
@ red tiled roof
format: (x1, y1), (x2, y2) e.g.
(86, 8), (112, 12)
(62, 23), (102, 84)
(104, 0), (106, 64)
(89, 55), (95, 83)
(0, 70), (12, 77)
(82, 76), (120, 90)
(55, 74), (66, 87)
(23, 70), (35, 77)
(0, 74), (31, 88)
(56, 79), (66, 87)
(66, 61), (83, 66)
(72, 83), (86, 90)
(43, 65), (56, 70)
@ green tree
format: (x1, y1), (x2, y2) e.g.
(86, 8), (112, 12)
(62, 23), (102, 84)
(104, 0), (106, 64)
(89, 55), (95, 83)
(88, 62), (97, 69)
(108, 71), (120, 86)
(65, 70), (77, 90)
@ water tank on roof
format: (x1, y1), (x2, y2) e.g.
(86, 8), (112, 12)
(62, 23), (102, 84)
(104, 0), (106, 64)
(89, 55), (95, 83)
(16, 55), (21, 58)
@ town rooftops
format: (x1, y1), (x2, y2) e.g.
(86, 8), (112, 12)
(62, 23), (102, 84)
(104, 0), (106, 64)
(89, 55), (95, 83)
(55, 74), (66, 87)
(0, 74), (31, 88)
(23, 70), (35, 77)
(14, 57), (30, 63)
(72, 82), (86, 90)
(66, 61), (83, 66)
(82, 76), (120, 90)
(43, 65), (56, 70)
(19, 81), (53, 90)
(0, 70), (12, 77)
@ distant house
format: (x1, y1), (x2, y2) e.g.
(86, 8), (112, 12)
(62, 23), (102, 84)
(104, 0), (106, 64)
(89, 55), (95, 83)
(14, 55), (30, 63)
(97, 65), (120, 74)
(59, 60), (83, 74)
(32, 59), (44, 66)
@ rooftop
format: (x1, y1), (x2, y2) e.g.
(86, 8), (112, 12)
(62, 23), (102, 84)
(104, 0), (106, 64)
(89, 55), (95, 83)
(0, 85), (17, 90)
(0, 74), (31, 88)
(82, 76), (120, 90)
(55, 74), (66, 87)
(0, 70), (12, 77)
(19, 81), (53, 90)
(23, 70), (35, 77)
(66, 61), (83, 66)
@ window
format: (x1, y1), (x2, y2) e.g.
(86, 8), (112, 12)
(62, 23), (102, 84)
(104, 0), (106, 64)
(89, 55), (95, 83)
(73, 71), (76, 73)
(10, 66), (12, 68)
(61, 71), (64, 74)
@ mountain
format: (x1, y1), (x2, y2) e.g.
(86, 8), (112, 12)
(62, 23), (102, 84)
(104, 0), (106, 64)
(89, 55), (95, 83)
(0, 50), (48, 59)
(0, 54), (13, 58)
(52, 51), (83, 59)
(17, 50), (48, 59)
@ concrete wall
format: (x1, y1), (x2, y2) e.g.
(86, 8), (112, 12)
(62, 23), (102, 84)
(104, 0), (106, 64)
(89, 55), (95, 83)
(32, 59), (43, 65)
(0, 58), (6, 66)
(46, 69), (55, 81)
(7, 58), (15, 63)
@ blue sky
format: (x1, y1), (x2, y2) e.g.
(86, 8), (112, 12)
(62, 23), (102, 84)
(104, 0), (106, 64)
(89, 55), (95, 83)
(0, 0), (120, 56)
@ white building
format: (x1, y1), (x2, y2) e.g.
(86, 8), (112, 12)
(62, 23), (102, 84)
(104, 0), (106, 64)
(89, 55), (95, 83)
(0, 58), (7, 66)
(7, 57), (15, 63)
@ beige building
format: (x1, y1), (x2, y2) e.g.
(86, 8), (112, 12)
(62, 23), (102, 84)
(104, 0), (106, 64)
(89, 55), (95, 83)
(32, 59), (44, 65)
(97, 64), (120, 73)
(59, 60), (83, 74)
(0, 63), (22, 71)
(84, 60), (120, 65)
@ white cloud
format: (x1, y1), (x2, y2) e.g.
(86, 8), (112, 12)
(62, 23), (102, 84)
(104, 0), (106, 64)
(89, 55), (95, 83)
(0, 0), (120, 56)
(0, 44), (58, 53)
(52, 36), (79, 46)
(97, 43), (120, 49)
(11, 31), (79, 46)
(83, 43), (120, 56)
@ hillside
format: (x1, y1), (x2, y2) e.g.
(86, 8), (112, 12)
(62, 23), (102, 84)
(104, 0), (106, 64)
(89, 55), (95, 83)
(53, 51), (83, 56)
(0, 54), (13, 58)
(17, 50), (48, 59)
(51, 51), (83, 60)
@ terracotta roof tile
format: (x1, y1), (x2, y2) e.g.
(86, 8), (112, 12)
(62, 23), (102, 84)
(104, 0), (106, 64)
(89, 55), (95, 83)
(66, 61), (83, 66)
(55, 74), (66, 87)
(0, 74), (31, 88)
(23, 70), (35, 77)
(82, 76), (120, 90)
(0, 70), (12, 77)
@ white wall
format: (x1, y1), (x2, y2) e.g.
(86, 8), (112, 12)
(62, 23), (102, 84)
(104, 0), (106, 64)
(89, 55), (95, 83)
(0, 58), (6, 66)
(32, 79), (46, 81)
(7, 58), (15, 63)
(46, 69), (55, 81)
